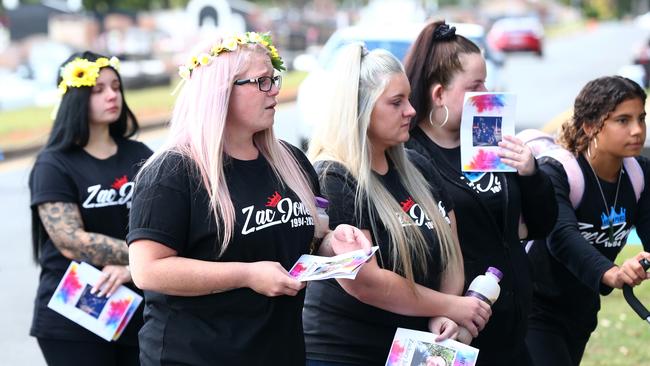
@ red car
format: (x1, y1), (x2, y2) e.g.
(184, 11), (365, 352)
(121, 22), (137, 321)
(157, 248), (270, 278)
(487, 17), (544, 57)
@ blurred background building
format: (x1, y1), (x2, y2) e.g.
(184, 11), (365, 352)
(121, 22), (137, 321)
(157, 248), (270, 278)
(0, 0), (649, 111)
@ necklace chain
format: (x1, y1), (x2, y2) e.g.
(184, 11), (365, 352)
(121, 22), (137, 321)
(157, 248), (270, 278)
(584, 155), (622, 243)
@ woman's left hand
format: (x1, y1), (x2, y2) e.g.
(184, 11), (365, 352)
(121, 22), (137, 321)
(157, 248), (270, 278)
(498, 135), (535, 176)
(619, 251), (650, 287)
(428, 316), (459, 342)
(329, 224), (373, 255)
(92, 265), (132, 297)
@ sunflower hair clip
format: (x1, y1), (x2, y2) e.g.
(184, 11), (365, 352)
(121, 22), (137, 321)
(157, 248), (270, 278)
(57, 56), (120, 96)
(173, 32), (284, 95)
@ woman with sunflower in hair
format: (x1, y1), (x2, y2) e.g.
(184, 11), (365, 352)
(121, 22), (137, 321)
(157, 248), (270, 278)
(29, 51), (152, 365)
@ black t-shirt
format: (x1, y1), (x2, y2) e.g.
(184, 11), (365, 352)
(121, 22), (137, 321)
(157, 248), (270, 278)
(437, 145), (505, 232)
(303, 151), (454, 365)
(529, 155), (650, 332)
(127, 144), (319, 366)
(407, 125), (560, 365)
(29, 138), (152, 344)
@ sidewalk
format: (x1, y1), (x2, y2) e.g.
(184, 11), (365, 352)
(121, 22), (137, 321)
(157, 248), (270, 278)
(0, 87), (298, 162)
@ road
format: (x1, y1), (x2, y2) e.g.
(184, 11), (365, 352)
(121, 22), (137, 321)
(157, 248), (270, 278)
(504, 21), (648, 131)
(0, 21), (647, 364)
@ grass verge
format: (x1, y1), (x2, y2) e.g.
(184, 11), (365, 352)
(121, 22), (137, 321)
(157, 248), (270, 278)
(0, 71), (306, 153)
(582, 244), (650, 365)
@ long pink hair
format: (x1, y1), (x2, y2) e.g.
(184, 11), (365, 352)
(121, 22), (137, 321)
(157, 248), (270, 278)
(141, 39), (317, 256)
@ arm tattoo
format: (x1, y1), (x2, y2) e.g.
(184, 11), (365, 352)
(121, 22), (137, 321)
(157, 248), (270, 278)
(38, 202), (129, 266)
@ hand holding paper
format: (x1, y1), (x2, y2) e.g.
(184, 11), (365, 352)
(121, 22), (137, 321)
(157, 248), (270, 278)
(289, 246), (379, 281)
(386, 328), (480, 366)
(247, 261), (305, 297)
(48, 262), (142, 342)
(330, 224), (373, 255)
(497, 135), (535, 176)
(428, 316), (459, 342)
(92, 264), (131, 297)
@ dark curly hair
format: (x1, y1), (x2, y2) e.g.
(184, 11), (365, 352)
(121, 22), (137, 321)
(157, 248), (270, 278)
(404, 20), (481, 127)
(559, 75), (646, 154)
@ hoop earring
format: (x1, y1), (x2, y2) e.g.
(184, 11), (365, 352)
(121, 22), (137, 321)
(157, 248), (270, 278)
(439, 105), (449, 127)
(587, 137), (597, 159)
(428, 105), (449, 127)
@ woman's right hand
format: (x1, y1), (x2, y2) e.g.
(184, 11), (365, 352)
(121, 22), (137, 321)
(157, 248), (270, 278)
(446, 296), (492, 338)
(246, 261), (306, 297)
(428, 316), (459, 341)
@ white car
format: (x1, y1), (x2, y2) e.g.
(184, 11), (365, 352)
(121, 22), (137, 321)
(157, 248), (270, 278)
(292, 22), (505, 150)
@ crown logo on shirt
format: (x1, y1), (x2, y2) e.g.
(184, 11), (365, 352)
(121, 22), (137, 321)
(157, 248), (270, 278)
(601, 206), (626, 227)
(111, 175), (128, 190)
(400, 197), (415, 212)
(266, 191), (282, 207)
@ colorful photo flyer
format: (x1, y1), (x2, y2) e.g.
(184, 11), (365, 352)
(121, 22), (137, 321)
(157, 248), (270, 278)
(386, 327), (479, 366)
(47, 261), (142, 342)
(289, 246), (379, 281)
(460, 92), (516, 172)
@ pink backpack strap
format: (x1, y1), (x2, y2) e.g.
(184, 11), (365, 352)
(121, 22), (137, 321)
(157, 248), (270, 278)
(539, 149), (584, 208)
(623, 157), (645, 202)
(517, 129), (558, 156)
(517, 129), (585, 208)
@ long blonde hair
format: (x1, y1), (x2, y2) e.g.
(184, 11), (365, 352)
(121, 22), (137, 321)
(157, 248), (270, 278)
(139, 37), (317, 257)
(309, 44), (461, 283)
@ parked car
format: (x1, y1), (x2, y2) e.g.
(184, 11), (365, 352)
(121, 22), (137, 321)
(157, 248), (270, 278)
(289, 22), (505, 150)
(630, 37), (650, 87)
(487, 16), (544, 57)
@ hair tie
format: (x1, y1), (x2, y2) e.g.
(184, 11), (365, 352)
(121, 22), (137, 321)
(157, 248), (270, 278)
(433, 24), (456, 41)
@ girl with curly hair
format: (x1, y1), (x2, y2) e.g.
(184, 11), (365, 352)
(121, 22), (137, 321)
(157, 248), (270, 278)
(526, 75), (650, 366)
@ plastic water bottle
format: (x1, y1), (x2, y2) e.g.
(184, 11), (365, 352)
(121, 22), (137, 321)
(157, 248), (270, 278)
(466, 267), (503, 305)
(314, 197), (330, 239)
(456, 267), (503, 344)
(310, 197), (329, 254)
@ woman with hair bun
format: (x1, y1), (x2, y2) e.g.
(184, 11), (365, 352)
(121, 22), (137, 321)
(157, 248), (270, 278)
(404, 21), (557, 366)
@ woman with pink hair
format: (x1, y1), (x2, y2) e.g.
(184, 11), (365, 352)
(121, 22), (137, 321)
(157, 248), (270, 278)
(127, 32), (369, 365)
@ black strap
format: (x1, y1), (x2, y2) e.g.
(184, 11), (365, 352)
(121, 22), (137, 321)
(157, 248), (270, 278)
(622, 258), (650, 322)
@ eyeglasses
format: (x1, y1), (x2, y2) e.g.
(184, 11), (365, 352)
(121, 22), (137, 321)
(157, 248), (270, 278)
(233, 75), (282, 92)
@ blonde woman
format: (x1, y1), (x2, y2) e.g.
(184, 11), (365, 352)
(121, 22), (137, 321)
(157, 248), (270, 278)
(127, 33), (368, 365)
(302, 44), (491, 366)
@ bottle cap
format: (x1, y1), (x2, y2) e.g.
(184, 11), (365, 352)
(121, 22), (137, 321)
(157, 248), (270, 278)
(487, 267), (503, 281)
(315, 196), (329, 208)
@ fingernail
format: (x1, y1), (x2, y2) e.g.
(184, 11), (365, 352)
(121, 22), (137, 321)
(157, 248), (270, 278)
(90, 288), (97, 294)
